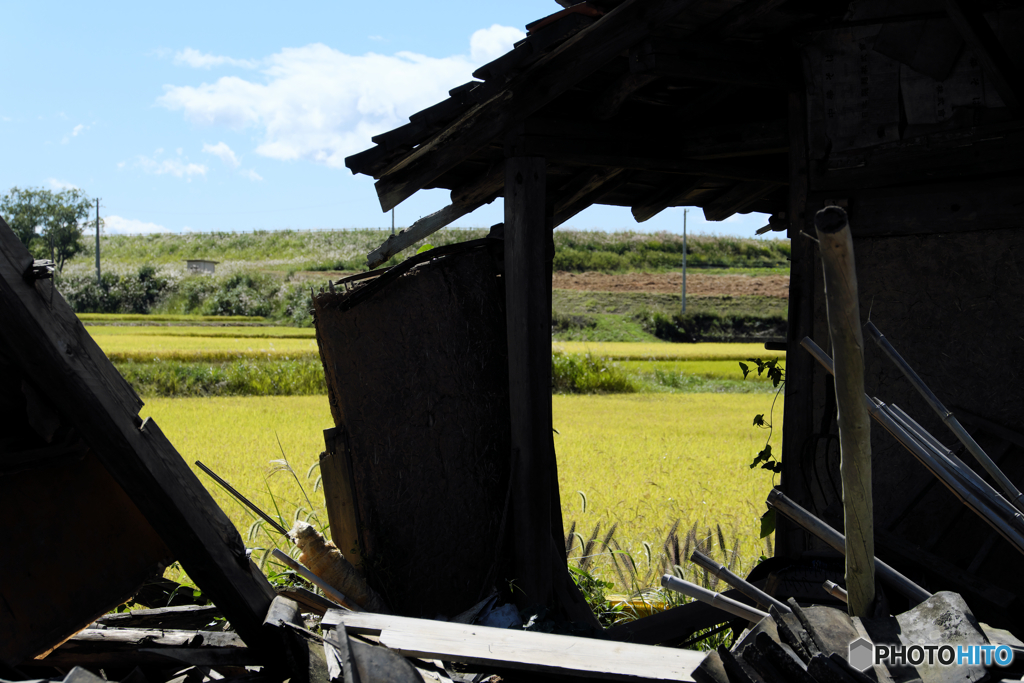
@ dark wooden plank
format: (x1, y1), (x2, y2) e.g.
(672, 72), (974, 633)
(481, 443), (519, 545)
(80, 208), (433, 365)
(945, 0), (1023, 109)
(552, 168), (628, 226)
(474, 12), (597, 83)
(808, 175), (1024, 237)
(450, 162), (505, 205)
(631, 176), (705, 223)
(504, 156), (555, 609)
(373, 0), (703, 212)
(809, 121), (1024, 192)
(0, 217), (282, 667)
(605, 585), (762, 646)
(93, 605), (222, 631)
(779, 90), (816, 559)
(702, 181), (780, 221)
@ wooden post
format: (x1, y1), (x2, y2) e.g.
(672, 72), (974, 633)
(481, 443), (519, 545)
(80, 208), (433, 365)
(504, 155), (554, 608)
(813, 206), (875, 618)
(779, 89), (815, 558)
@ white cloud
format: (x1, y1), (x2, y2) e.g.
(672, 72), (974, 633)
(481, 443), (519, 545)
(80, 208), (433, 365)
(136, 154), (207, 179)
(203, 141), (240, 167)
(241, 168), (263, 181)
(174, 48), (259, 70)
(48, 178), (79, 190)
(61, 123), (88, 144)
(470, 24), (525, 63)
(156, 27), (524, 170)
(104, 215), (167, 234)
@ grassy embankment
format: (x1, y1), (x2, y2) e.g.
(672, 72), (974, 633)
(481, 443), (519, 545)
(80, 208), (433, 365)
(62, 230), (789, 341)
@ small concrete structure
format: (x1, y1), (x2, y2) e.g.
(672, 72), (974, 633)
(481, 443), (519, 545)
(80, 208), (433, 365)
(185, 259), (218, 274)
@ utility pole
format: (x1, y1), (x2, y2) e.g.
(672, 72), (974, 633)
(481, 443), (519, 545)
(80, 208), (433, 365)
(391, 208), (395, 236)
(681, 208), (688, 314)
(95, 198), (101, 284)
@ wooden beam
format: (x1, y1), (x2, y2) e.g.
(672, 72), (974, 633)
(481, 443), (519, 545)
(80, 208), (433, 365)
(504, 156), (555, 609)
(0, 218), (283, 668)
(648, 53), (788, 89)
(552, 168), (628, 226)
(450, 162), (505, 205)
(373, 0), (703, 212)
(945, 0), (1024, 109)
(702, 181), (779, 221)
(779, 89), (816, 560)
(365, 200), (487, 269)
(631, 177), (705, 223)
(593, 73), (659, 120)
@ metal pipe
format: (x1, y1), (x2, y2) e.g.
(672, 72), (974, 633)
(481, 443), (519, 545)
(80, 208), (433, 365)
(660, 575), (769, 624)
(798, 339), (1024, 557)
(766, 488), (931, 605)
(871, 402), (1024, 555)
(271, 549), (362, 612)
(689, 550), (791, 614)
(195, 460), (288, 535)
(823, 580), (848, 603)
(864, 321), (1024, 514)
(885, 404), (1024, 531)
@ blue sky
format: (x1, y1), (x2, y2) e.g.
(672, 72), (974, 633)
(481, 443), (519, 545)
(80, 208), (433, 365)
(1, 1), (770, 238)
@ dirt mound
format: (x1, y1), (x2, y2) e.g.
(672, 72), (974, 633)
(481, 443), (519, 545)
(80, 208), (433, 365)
(552, 271), (789, 298)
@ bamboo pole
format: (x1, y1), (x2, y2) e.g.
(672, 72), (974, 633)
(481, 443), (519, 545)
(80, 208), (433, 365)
(813, 206), (874, 618)
(689, 550), (791, 614)
(660, 575), (769, 623)
(823, 581), (848, 603)
(766, 488), (931, 605)
(864, 322), (1024, 514)
(799, 337), (1024, 555)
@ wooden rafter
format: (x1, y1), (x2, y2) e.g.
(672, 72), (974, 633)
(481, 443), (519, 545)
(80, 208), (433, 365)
(702, 180), (780, 221)
(631, 176), (705, 223)
(373, 0), (703, 212)
(553, 168), (629, 225)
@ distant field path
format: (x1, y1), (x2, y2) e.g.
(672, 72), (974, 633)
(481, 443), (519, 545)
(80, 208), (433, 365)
(552, 271), (789, 298)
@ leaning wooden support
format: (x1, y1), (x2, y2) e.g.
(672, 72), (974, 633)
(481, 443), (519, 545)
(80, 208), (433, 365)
(813, 205), (874, 618)
(766, 489), (931, 605)
(366, 200), (484, 269)
(689, 550), (791, 615)
(270, 549), (360, 612)
(865, 321), (1024, 514)
(660, 575), (769, 624)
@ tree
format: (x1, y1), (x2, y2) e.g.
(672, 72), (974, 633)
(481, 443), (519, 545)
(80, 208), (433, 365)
(0, 186), (97, 271)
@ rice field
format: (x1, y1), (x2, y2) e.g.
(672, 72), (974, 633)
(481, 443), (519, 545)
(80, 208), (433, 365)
(91, 333), (320, 362)
(552, 341), (786, 361)
(144, 392), (781, 589)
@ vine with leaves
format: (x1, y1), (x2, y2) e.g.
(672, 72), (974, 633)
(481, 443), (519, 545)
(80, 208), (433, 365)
(739, 357), (785, 537)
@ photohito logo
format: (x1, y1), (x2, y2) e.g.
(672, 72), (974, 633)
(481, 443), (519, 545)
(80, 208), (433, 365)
(848, 637), (1015, 671)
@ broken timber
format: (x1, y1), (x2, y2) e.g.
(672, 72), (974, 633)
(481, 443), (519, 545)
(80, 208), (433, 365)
(0, 216), (282, 669)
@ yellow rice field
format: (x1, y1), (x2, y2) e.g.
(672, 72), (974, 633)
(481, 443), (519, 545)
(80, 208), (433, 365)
(144, 392), (780, 587)
(92, 334), (320, 362)
(552, 341), (786, 361)
(87, 326), (316, 338)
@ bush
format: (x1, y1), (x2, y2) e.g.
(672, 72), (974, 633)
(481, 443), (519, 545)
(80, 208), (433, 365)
(552, 353), (638, 394)
(645, 311), (786, 343)
(61, 264), (172, 314)
(201, 272), (280, 318)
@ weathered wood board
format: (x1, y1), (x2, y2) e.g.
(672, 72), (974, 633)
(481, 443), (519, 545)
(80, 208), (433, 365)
(327, 610), (702, 681)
